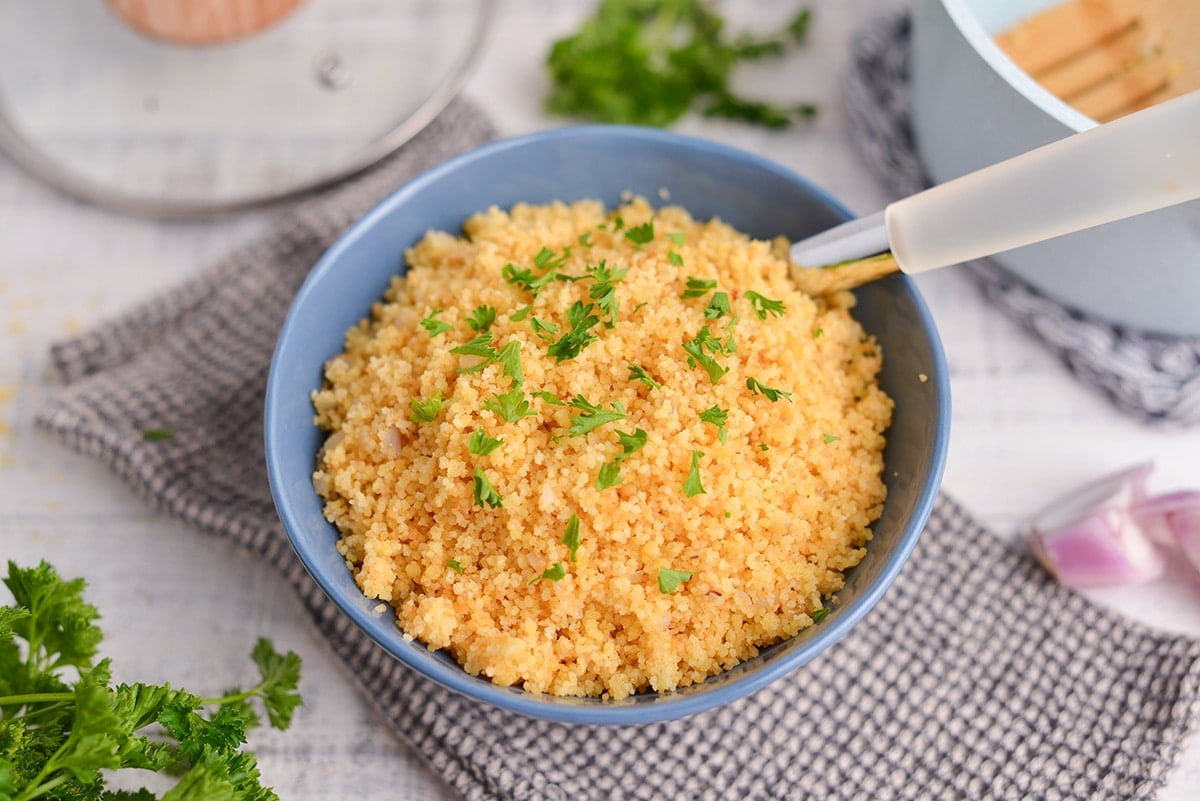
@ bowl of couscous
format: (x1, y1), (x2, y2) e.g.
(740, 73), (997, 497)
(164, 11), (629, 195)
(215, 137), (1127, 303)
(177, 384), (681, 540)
(264, 126), (950, 724)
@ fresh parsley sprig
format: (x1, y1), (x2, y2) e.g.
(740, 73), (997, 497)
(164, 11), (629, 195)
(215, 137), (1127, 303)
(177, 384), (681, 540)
(0, 561), (302, 801)
(546, 0), (819, 129)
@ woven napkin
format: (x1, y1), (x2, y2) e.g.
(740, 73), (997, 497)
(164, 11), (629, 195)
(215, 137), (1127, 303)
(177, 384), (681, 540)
(36, 96), (1200, 801)
(843, 8), (1200, 427)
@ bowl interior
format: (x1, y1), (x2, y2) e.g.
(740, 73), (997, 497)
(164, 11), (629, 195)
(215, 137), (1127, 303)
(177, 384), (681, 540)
(265, 126), (950, 724)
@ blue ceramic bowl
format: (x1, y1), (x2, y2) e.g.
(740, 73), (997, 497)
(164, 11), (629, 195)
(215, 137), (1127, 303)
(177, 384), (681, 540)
(265, 126), (950, 725)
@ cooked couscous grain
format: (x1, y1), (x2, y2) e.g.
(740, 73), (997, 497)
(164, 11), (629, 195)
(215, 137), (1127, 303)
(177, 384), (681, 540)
(312, 198), (892, 699)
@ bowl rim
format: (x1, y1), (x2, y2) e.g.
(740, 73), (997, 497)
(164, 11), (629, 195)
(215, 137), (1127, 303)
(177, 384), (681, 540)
(264, 124), (951, 724)
(937, 0), (1097, 133)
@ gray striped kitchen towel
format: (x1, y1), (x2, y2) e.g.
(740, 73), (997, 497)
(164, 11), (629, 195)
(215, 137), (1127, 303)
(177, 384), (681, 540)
(36, 97), (1200, 800)
(843, 8), (1200, 426)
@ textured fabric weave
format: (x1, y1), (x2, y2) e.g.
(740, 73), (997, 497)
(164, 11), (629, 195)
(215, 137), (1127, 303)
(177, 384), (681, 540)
(843, 9), (1200, 426)
(36, 98), (1200, 800)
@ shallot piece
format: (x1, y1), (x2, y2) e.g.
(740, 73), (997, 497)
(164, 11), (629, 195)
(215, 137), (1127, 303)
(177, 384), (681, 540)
(1026, 461), (1178, 589)
(1131, 490), (1200, 576)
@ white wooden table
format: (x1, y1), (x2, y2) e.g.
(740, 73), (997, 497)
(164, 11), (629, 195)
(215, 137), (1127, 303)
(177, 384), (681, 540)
(2, 1), (1198, 798)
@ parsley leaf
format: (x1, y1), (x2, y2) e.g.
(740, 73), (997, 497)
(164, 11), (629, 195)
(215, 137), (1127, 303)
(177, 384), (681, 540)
(596, 461), (623, 490)
(472, 468), (504, 508)
(483, 388), (537, 423)
(597, 427), (648, 489)
(667, 232), (687, 247)
(682, 329), (729, 383)
(746, 377), (793, 403)
(562, 514), (582, 561)
(531, 317), (560, 339)
(698, 405), (728, 443)
(745, 290), (787, 319)
(449, 333), (495, 360)
(467, 305), (497, 332)
(496, 340), (525, 386)
(535, 390), (565, 406)
(547, 301), (600, 361)
(530, 563), (567, 585)
(657, 567), (694, 594)
(810, 606), (830, 623)
(568, 396), (627, 436)
(468, 429), (505, 456)
(624, 220), (655, 246)
(420, 308), (454, 337)
(447, 559), (464, 574)
(627, 362), (662, 390)
(684, 450), (706, 497)
(704, 291), (732, 319)
(141, 427), (175, 441)
(681, 276), (718, 299)
(822, 433), (841, 444)
(410, 394), (444, 423)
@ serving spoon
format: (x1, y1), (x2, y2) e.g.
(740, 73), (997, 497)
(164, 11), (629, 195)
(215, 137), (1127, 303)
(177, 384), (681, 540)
(789, 89), (1200, 296)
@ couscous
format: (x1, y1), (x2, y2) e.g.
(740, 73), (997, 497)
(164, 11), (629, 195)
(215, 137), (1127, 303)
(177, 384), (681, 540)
(312, 198), (892, 699)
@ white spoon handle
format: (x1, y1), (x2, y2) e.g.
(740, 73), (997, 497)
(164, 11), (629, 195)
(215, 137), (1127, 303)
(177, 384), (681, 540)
(790, 90), (1200, 273)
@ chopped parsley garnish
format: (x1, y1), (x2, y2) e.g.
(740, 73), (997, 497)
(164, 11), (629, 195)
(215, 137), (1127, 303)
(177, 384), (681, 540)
(627, 362), (662, 390)
(502, 263), (538, 293)
(811, 607), (830, 623)
(597, 427), (648, 489)
(531, 317), (560, 339)
(596, 461), (623, 490)
(813, 326), (824, 339)
(568, 395), (627, 436)
(681, 276), (718, 299)
(447, 559), (464, 574)
(586, 260), (628, 326)
(449, 333), (495, 359)
(668, 251), (684, 267)
(746, 377), (793, 403)
(657, 567), (694, 594)
(467, 304), (497, 332)
(535, 390), (565, 406)
(483, 388), (537, 423)
(682, 329), (730, 383)
(624, 219), (655, 246)
(578, 230), (595, 248)
(420, 308), (454, 337)
(667, 232), (686, 247)
(530, 562), (567, 584)
(534, 246), (569, 271)
(142, 427), (175, 441)
(473, 467), (504, 508)
(704, 291), (732, 319)
(684, 449), (706, 497)
(410, 394), (445, 423)
(496, 340), (524, 386)
(547, 301), (600, 361)
(745, 290), (787, 319)
(562, 514), (582, 561)
(760, 443), (770, 451)
(509, 305), (533, 322)
(545, 0), (819, 129)
(468, 429), (505, 456)
(822, 433), (841, 444)
(698, 405), (728, 443)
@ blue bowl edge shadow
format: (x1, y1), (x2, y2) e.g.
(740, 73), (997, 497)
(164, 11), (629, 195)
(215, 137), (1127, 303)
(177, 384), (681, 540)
(264, 125), (951, 725)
